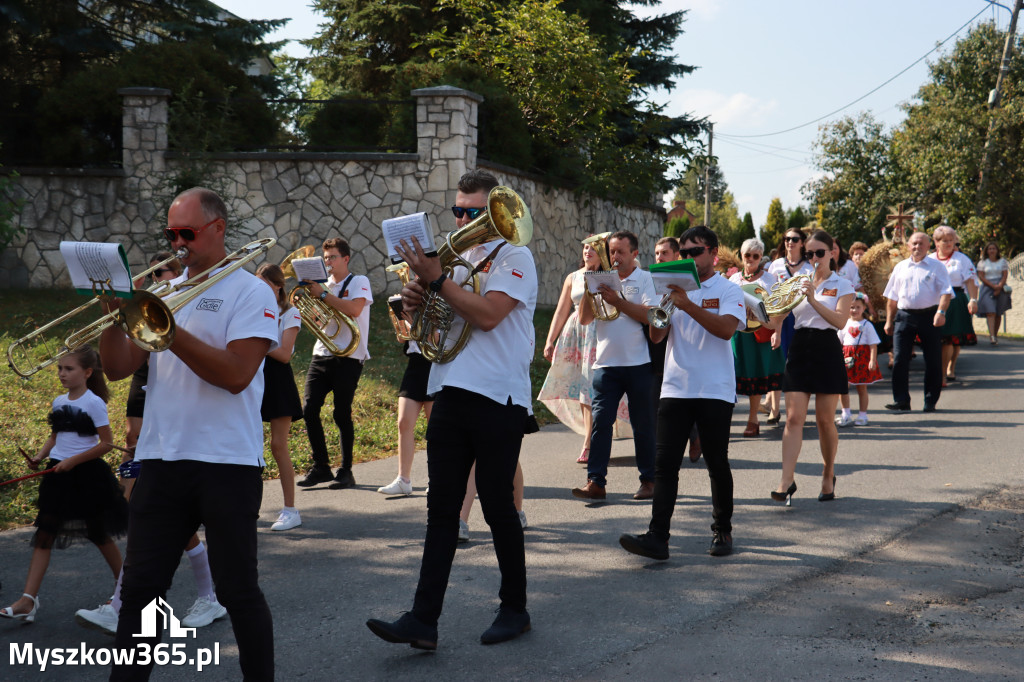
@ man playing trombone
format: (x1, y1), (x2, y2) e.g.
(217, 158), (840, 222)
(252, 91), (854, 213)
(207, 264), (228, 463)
(296, 237), (373, 490)
(98, 187), (278, 680)
(366, 169), (537, 649)
(571, 231), (658, 501)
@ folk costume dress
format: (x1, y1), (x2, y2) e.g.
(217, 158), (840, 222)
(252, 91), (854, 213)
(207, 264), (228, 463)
(928, 251), (978, 347)
(838, 319), (883, 385)
(728, 270), (784, 395)
(538, 270), (632, 438)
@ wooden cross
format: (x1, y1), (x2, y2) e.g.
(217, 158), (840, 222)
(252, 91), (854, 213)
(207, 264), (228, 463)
(884, 202), (915, 242)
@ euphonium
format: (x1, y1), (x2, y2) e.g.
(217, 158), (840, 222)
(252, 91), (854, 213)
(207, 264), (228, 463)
(410, 186), (533, 363)
(289, 284), (361, 357)
(581, 232), (620, 321)
(385, 263), (413, 341)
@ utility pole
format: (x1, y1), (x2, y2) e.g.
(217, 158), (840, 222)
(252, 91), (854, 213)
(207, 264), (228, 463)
(976, 0), (1022, 215)
(704, 122), (713, 227)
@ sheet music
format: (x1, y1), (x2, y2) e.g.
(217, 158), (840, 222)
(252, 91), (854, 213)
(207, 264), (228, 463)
(60, 241), (133, 298)
(650, 271), (701, 294)
(743, 290), (769, 323)
(584, 270), (622, 294)
(382, 213), (437, 263)
(290, 257), (329, 283)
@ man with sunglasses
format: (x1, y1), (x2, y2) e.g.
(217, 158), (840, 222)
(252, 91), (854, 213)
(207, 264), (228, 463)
(883, 230), (953, 412)
(366, 169), (537, 649)
(99, 187), (279, 679)
(297, 237), (374, 489)
(572, 230), (658, 502)
(620, 225), (746, 560)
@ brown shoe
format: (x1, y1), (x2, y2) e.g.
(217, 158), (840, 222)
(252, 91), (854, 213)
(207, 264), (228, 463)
(743, 422), (759, 438)
(571, 480), (606, 500)
(633, 480), (655, 500)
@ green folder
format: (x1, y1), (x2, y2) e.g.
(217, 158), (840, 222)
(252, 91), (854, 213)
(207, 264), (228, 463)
(649, 258), (700, 291)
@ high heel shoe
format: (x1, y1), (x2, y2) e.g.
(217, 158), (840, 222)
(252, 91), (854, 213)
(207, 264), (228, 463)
(818, 476), (837, 502)
(770, 482), (797, 506)
(766, 410), (781, 425)
(0, 593), (39, 623)
(576, 447), (589, 464)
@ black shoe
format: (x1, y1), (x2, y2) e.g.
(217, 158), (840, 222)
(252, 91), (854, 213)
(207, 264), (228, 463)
(708, 531), (733, 557)
(618, 532), (669, 561)
(366, 612), (438, 651)
(480, 607), (531, 645)
(328, 469), (356, 489)
(770, 481), (797, 504)
(297, 466), (333, 487)
(885, 402), (911, 411)
(818, 475), (837, 502)
(922, 404), (937, 413)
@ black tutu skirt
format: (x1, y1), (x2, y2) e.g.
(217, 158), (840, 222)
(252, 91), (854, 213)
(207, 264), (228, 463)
(261, 357), (303, 422)
(398, 351), (433, 403)
(125, 362), (148, 419)
(782, 327), (849, 395)
(33, 458), (129, 549)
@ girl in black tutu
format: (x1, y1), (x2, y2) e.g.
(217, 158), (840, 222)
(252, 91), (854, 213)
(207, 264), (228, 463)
(0, 345), (127, 623)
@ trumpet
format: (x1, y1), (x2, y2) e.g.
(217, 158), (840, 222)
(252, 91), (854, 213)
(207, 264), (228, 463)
(7, 240), (276, 378)
(647, 293), (676, 329)
(385, 263), (413, 342)
(581, 232), (620, 321)
(410, 186), (533, 363)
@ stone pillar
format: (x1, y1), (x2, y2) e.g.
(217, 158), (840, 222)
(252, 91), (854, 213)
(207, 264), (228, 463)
(118, 87), (170, 235)
(412, 86), (483, 204)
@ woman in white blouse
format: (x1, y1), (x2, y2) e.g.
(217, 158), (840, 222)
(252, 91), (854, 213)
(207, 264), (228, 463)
(928, 226), (978, 381)
(975, 241), (1012, 345)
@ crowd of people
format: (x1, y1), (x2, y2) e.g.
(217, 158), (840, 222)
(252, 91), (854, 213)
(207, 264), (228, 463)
(0, 172), (1012, 676)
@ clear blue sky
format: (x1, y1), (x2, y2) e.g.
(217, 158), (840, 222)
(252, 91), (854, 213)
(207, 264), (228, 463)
(217, 0), (1013, 227)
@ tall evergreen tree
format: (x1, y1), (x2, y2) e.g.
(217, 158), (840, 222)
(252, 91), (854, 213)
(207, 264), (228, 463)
(761, 197), (788, 253)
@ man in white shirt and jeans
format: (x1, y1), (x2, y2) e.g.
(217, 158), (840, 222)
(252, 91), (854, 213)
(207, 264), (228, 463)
(366, 169), (537, 649)
(297, 236), (373, 489)
(572, 231), (658, 501)
(99, 187), (278, 680)
(883, 230), (953, 412)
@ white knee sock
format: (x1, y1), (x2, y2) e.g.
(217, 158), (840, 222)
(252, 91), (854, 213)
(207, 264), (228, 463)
(186, 542), (216, 601)
(110, 567), (125, 613)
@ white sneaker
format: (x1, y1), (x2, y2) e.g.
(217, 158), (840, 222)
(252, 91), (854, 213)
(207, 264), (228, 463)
(75, 602), (117, 635)
(377, 477), (413, 496)
(835, 414), (854, 427)
(181, 596), (227, 628)
(518, 510), (528, 529)
(270, 508), (301, 531)
(854, 415), (869, 426)
(458, 519), (470, 543)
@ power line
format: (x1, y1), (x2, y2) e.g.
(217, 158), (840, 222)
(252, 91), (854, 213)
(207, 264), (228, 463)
(722, 5), (991, 139)
(715, 136), (808, 165)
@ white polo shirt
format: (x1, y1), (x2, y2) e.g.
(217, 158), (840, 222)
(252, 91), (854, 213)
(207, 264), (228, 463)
(792, 271), (855, 330)
(928, 251), (978, 289)
(313, 274), (373, 361)
(837, 260), (861, 290)
(278, 304), (301, 349)
(428, 239), (537, 408)
(883, 257), (954, 309)
(137, 267), (280, 467)
(660, 273), (746, 402)
(592, 267), (657, 368)
(768, 257), (814, 282)
(49, 390), (109, 461)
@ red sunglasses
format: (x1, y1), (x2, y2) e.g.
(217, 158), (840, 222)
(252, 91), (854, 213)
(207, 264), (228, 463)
(164, 218), (220, 243)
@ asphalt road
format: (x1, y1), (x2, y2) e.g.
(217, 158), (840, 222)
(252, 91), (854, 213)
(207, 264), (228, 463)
(2, 340), (1022, 681)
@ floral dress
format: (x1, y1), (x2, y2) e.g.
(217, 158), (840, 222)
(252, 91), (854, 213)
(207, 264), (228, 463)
(538, 270), (632, 437)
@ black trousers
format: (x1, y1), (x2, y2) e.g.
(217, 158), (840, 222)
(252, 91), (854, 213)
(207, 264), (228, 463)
(111, 460), (272, 681)
(303, 355), (363, 470)
(891, 308), (943, 407)
(412, 388), (527, 627)
(650, 398), (734, 540)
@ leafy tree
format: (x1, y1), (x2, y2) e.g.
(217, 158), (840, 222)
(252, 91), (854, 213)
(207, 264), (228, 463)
(665, 216), (689, 238)
(786, 206), (808, 229)
(671, 162), (738, 244)
(707, 190), (743, 249)
(740, 212), (756, 244)
(761, 197), (788, 253)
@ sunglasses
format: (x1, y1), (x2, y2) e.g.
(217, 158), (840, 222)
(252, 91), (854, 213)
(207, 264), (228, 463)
(163, 217), (219, 243)
(679, 246), (706, 259)
(451, 206), (485, 220)
(808, 248), (829, 259)
(742, 253), (762, 260)
(784, 236), (803, 243)
(151, 268), (171, 278)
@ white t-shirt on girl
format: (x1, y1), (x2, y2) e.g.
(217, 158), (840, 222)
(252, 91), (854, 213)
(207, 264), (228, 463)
(49, 389), (108, 461)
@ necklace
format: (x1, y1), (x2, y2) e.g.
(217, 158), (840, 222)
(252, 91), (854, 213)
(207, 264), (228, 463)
(936, 251), (953, 262)
(741, 269), (761, 281)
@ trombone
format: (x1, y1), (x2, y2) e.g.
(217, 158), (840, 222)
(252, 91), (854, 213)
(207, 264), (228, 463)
(7, 240), (277, 378)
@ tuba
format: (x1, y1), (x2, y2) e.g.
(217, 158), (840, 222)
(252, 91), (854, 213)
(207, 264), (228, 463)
(385, 263), (413, 341)
(410, 186), (533, 364)
(581, 232), (620, 321)
(279, 244), (362, 357)
(7, 241), (276, 378)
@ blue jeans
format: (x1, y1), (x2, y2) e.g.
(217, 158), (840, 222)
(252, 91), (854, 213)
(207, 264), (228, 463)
(587, 364), (656, 487)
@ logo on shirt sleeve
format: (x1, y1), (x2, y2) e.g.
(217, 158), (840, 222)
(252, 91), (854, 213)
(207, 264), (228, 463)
(512, 269), (524, 279)
(196, 298), (223, 312)
(264, 308), (276, 319)
(702, 298), (720, 309)
(822, 288), (837, 297)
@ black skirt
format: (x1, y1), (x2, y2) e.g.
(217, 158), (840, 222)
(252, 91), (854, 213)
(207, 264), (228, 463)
(125, 362), (148, 419)
(260, 357), (303, 422)
(398, 351), (433, 403)
(33, 458), (129, 549)
(782, 327), (849, 395)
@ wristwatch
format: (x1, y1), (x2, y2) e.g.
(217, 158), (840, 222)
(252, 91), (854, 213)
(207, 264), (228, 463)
(319, 290), (328, 301)
(937, 309), (946, 316)
(429, 272), (448, 293)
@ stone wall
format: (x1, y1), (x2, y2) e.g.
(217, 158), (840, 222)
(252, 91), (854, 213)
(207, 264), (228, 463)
(0, 86), (665, 306)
